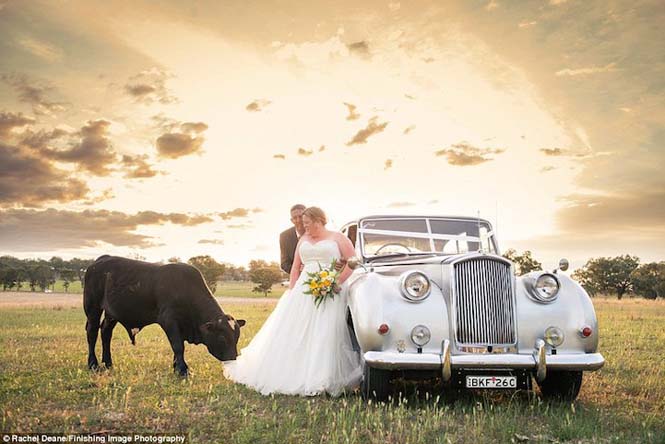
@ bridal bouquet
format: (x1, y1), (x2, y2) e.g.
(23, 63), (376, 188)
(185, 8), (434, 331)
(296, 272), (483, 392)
(303, 259), (340, 307)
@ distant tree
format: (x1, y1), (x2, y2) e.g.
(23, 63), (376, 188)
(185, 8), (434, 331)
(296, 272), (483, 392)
(573, 255), (640, 299)
(167, 257), (181, 263)
(249, 259), (270, 272)
(187, 255), (226, 293)
(221, 264), (248, 281)
(68, 258), (95, 284)
(249, 263), (284, 297)
(502, 249), (543, 276)
(630, 262), (665, 299)
(60, 269), (76, 293)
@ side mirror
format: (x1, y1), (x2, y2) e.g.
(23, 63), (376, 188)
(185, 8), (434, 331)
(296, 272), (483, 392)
(558, 258), (569, 272)
(346, 256), (363, 270)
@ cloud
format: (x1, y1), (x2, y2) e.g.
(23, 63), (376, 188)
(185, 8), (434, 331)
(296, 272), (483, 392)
(40, 120), (118, 175)
(124, 69), (177, 104)
(18, 127), (69, 149)
(121, 154), (163, 179)
(343, 102), (360, 120)
(0, 208), (213, 251)
(540, 166), (556, 173)
(403, 125), (415, 135)
(485, 1), (499, 11)
(219, 208), (251, 220)
(518, 21), (538, 28)
(1, 74), (67, 116)
(226, 223), (253, 229)
(0, 142), (89, 207)
(556, 192), (665, 237)
(384, 159), (393, 170)
(555, 63), (618, 77)
(273, 153), (286, 159)
(17, 37), (64, 62)
(388, 2), (401, 12)
(435, 142), (505, 166)
(198, 239), (224, 245)
(180, 122), (208, 134)
(540, 148), (566, 156)
(319, 145), (326, 152)
(347, 41), (370, 58)
(388, 201), (415, 208)
(0, 112), (35, 138)
(246, 99), (272, 112)
(346, 117), (389, 146)
(297, 147), (313, 156)
(156, 133), (205, 158)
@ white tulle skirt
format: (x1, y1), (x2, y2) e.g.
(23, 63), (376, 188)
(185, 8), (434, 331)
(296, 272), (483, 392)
(223, 270), (362, 396)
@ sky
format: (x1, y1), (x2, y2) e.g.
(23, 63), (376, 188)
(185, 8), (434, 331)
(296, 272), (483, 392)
(0, 0), (663, 269)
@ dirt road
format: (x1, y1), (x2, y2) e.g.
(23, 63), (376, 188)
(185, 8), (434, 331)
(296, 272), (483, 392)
(0, 291), (278, 308)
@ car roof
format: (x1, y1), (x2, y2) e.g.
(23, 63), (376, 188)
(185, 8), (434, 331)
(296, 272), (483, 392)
(342, 215), (493, 227)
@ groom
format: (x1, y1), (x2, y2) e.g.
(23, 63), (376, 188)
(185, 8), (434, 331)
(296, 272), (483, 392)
(279, 204), (347, 274)
(279, 204), (306, 274)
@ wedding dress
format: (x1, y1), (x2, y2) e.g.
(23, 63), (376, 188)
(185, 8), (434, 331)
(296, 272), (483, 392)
(223, 239), (362, 396)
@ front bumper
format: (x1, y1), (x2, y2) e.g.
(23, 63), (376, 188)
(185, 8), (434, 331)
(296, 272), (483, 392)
(364, 337), (604, 383)
(365, 351), (605, 370)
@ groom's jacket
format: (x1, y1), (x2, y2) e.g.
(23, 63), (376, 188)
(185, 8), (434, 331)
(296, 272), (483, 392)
(279, 226), (299, 274)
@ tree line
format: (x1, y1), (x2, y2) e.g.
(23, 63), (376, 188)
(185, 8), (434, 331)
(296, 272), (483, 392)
(503, 249), (664, 299)
(2, 252), (663, 299)
(0, 255), (286, 297)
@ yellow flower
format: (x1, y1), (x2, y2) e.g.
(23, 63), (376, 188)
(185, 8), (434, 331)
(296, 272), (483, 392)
(320, 271), (329, 278)
(309, 281), (317, 289)
(322, 279), (331, 287)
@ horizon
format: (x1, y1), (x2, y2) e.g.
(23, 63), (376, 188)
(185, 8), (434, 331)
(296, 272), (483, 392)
(1, 0), (663, 271)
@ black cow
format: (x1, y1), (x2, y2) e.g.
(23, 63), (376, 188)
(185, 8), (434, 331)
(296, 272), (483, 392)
(83, 255), (245, 376)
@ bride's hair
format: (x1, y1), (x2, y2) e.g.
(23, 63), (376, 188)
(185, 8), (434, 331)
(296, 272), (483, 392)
(303, 207), (327, 225)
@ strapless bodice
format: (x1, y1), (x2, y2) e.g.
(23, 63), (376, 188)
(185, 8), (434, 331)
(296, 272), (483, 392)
(299, 239), (341, 269)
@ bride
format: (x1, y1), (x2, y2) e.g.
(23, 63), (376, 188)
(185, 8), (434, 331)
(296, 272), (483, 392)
(223, 206), (362, 396)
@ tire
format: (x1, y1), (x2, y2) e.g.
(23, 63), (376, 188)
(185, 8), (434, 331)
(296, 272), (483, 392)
(361, 364), (393, 401)
(537, 371), (583, 401)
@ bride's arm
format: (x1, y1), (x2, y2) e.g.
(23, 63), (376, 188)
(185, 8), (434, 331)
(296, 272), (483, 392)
(335, 234), (356, 285)
(288, 240), (303, 289)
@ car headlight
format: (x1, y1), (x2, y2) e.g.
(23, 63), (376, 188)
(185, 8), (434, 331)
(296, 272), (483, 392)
(530, 273), (560, 303)
(544, 326), (564, 347)
(400, 271), (431, 301)
(411, 325), (431, 346)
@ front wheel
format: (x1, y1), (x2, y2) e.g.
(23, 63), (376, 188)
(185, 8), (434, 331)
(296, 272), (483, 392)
(361, 364), (393, 401)
(537, 371), (583, 401)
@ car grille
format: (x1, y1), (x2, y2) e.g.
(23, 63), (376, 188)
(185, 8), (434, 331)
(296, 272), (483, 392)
(452, 257), (516, 346)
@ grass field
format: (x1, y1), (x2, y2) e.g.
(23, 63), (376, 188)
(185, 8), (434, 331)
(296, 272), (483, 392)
(13, 280), (282, 299)
(1, 298), (664, 443)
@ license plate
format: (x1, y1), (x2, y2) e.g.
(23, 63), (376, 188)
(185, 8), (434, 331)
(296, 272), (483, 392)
(466, 375), (517, 389)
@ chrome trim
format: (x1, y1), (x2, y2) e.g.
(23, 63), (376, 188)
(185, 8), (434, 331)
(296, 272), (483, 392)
(526, 272), (561, 303)
(441, 339), (452, 381)
(535, 339), (547, 382)
(363, 351), (605, 371)
(450, 255), (517, 347)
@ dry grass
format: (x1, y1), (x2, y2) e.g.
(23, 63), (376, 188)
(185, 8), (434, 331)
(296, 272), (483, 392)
(0, 298), (663, 443)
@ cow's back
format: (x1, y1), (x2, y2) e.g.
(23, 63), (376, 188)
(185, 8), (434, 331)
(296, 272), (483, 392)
(84, 256), (162, 325)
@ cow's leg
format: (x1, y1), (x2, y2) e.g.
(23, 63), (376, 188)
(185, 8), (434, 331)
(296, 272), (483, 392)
(163, 323), (188, 377)
(100, 316), (118, 368)
(85, 309), (102, 370)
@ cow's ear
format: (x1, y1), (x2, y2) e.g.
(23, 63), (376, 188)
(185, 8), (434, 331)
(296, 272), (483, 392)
(237, 319), (246, 327)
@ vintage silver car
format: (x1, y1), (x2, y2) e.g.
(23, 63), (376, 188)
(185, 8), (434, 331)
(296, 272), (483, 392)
(340, 215), (604, 401)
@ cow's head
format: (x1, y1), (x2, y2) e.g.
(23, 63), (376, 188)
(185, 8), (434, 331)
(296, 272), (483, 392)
(199, 314), (246, 361)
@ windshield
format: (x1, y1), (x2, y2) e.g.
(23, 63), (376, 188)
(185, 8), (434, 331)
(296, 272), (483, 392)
(360, 218), (497, 257)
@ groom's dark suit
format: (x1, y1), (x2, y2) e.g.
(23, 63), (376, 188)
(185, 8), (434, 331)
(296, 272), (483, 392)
(279, 226), (299, 274)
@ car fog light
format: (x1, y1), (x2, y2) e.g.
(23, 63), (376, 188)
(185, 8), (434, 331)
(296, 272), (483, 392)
(544, 326), (564, 347)
(378, 323), (390, 335)
(410, 325), (431, 346)
(580, 326), (593, 338)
